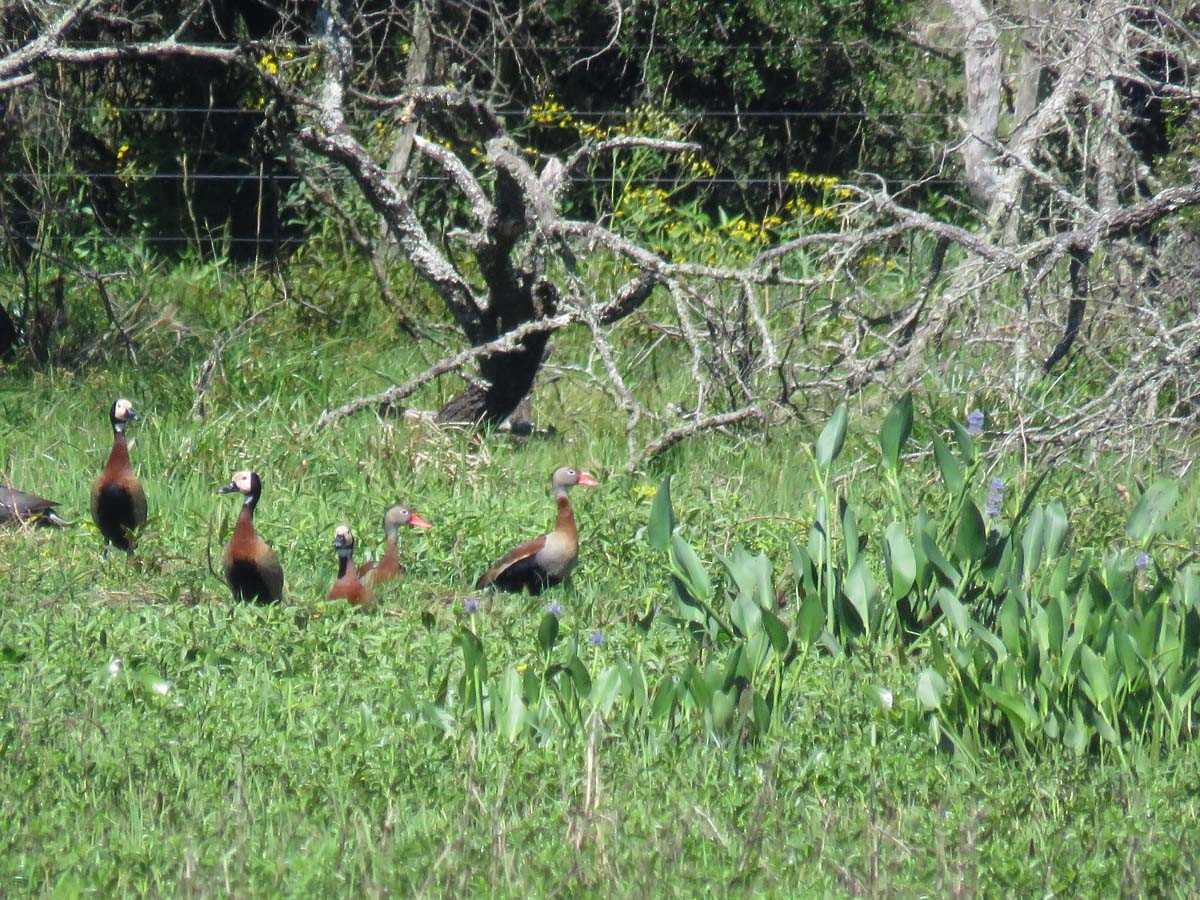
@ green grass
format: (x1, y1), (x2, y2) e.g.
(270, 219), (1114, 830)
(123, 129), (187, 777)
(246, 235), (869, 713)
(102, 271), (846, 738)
(3, 269), (1200, 895)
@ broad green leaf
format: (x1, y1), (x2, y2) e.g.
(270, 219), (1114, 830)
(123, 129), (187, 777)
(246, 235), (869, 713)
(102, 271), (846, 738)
(1043, 501), (1069, 558)
(955, 500), (987, 563)
(931, 432), (963, 496)
(815, 403), (849, 471)
(950, 419), (976, 463)
(882, 522), (916, 598)
(537, 613), (560, 653)
(841, 498), (859, 569)
(647, 475), (675, 551)
(1126, 479), (1180, 541)
(761, 607), (790, 655)
(981, 683), (1034, 732)
(789, 540), (815, 591)
(844, 557), (878, 635)
(971, 621), (1007, 663)
(1021, 506), (1046, 578)
(731, 590), (764, 639)
(795, 591), (825, 645)
(879, 392), (914, 471)
(921, 529), (962, 586)
(710, 687), (737, 729)
(685, 664), (712, 708)
(670, 534), (713, 602)
(650, 678), (677, 720)
(916, 669), (947, 709)
(497, 668), (526, 742)
(457, 628), (487, 680)
(589, 666), (623, 714)
(1063, 718), (1090, 754)
(934, 587), (971, 637)
(1080, 645), (1111, 704)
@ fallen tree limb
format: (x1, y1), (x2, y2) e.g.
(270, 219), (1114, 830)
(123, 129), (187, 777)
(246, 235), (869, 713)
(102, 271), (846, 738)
(314, 314), (575, 431)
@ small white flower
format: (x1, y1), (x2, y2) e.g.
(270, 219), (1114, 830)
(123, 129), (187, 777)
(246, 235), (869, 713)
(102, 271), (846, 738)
(107, 657), (123, 677)
(152, 680), (171, 696)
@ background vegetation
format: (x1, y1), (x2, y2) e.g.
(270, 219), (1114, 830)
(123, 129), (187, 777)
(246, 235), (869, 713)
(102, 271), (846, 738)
(3, 0), (1200, 895)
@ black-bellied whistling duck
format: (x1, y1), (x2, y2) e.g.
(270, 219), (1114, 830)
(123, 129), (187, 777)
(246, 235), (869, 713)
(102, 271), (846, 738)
(328, 524), (373, 608)
(476, 466), (599, 594)
(218, 469), (284, 604)
(358, 504), (431, 590)
(90, 398), (147, 551)
(0, 486), (68, 527)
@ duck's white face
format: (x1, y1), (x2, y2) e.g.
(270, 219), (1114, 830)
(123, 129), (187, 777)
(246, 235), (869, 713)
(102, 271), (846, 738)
(231, 470), (255, 494)
(113, 398), (137, 421)
(334, 524), (354, 543)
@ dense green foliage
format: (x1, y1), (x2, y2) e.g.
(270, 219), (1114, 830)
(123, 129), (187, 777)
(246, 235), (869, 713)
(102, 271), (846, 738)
(2, 269), (1200, 892)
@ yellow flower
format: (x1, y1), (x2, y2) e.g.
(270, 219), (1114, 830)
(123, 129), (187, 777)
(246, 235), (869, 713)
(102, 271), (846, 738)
(258, 53), (278, 75)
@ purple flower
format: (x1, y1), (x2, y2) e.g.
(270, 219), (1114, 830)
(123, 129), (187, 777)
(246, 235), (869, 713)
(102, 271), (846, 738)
(588, 631), (605, 647)
(1134, 552), (1150, 572)
(464, 598), (481, 615)
(545, 602), (563, 618)
(966, 411), (985, 438)
(986, 477), (1005, 518)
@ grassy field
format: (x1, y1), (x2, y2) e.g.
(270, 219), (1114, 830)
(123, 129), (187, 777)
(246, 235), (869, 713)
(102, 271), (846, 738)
(3, 274), (1200, 896)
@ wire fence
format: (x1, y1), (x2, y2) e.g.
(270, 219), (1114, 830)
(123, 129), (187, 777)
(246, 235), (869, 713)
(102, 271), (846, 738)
(2, 98), (960, 251)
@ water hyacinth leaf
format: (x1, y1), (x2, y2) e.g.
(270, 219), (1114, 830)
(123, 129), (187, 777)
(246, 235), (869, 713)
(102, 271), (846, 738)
(670, 534), (713, 603)
(650, 678), (677, 721)
(882, 522), (916, 599)
(720, 646), (746, 691)
(457, 628), (487, 680)
(647, 475), (675, 551)
(932, 432), (964, 496)
(1063, 717), (1090, 754)
(921, 529), (962, 586)
(1125, 479), (1180, 540)
(1094, 713), (1120, 746)
(537, 613), (560, 653)
(761, 607), (790, 655)
(624, 664), (649, 713)
(1043, 501), (1069, 559)
(844, 557), (878, 636)
(879, 391), (914, 471)
(686, 664), (712, 708)
(980, 684), (1034, 733)
(841, 498), (859, 569)
(566, 653), (591, 695)
(796, 591), (825, 645)
(916, 669), (948, 709)
(971, 621), (1007, 663)
(710, 686), (737, 730)
(955, 500), (987, 563)
(815, 403), (849, 471)
(789, 540), (815, 590)
(1080, 645), (1111, 704)
(950, 419), (976, 464)
(731, 589), (764, 640)
(421, 703), (456, 737)
(590, 666), (623, 714)
(497, 668), (526, 742)
(1179, 566), (1200, 611)
(1021, 506), (1046, 578)
(934, 587), (971, 637)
